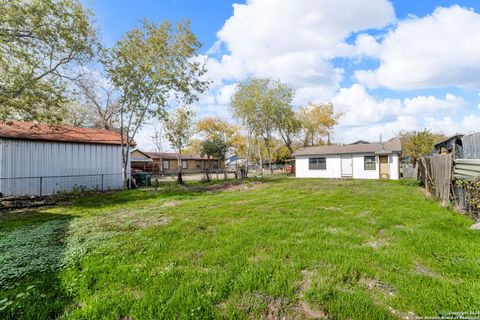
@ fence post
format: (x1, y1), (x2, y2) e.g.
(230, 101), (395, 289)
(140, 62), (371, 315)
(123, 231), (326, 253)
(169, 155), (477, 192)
(39, 176), (43, 196)
(101, 174), (104, 191)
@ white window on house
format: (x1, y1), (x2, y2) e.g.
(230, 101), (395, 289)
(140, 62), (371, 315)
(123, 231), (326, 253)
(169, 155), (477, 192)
(163, 160), (169, 170)
(364, 156), (376, 170)
(182, 160), (188, 169)
(309, 157), (326, 170)
(196, 160), (202, 169)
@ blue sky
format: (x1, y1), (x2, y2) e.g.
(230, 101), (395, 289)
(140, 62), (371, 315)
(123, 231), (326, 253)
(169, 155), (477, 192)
(82, 0), (480, 149)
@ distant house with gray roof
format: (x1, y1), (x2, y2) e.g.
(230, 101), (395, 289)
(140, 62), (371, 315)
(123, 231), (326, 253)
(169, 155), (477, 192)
(292, 139), (402, 180)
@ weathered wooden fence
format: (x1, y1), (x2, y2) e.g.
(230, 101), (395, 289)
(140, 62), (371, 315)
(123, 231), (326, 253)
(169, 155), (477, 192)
(417, 154), (452, 206)
(418, 132), (480, 218)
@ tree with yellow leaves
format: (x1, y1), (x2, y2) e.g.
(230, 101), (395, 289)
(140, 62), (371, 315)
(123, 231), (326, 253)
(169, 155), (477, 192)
(298, 102), (341, 147)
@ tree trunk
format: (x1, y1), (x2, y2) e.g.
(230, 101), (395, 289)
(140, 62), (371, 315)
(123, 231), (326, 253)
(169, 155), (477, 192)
(264, 137), (273, 175)
(234, 152), (238, 179)
(177, 155), (183, 184)
(286, 142), (293, 155)
(205, 156), (211, 181)
(245, 129), (251, 178)
(258, 142), (263, 176)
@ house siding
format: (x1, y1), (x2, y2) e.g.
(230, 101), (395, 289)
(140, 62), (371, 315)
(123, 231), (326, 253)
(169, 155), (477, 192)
(295, 155), (342, 178)
(352, 154), (379, 179)
(295, 153), (399, 180)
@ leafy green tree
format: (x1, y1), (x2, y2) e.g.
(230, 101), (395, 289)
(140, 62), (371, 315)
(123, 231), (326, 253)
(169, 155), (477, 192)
(231, 77), (293, 175)
(231, 79), (258, 177)
(399, 129), (446, 166)
(197, 117), (244, 169)
(200, 136), (229, 181)
(274, 104), (301, 154)
(0, 0), (97, 122)
(102, 19), (208, 187)
(164, 106), (196, 184)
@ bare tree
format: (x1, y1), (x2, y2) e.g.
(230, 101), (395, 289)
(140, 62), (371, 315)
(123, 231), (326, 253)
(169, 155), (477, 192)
(151, 124), (164, 153)
(73, 73), (120, 129)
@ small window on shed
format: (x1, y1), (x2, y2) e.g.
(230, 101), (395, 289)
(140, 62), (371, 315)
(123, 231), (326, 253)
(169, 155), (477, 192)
(163, 160), (169, 170)
(309, 157), (326, 170)
(182, 160), (188, 169)
(196, 160), (202, 168)
(364, 156), (376, 170)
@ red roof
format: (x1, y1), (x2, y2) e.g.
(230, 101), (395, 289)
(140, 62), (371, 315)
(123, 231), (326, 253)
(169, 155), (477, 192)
(144, 151), (210, 160)
(0, 121), (134, 146)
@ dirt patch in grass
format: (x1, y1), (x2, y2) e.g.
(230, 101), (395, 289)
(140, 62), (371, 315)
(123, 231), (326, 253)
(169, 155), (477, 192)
(388, 306), (417, 320)
(94, 209), (169, 231)
(357, 210), (370, 217)
(415, 263), (438, 278)
(264, 297), (291, 320)
(319, 206), (345, 212)
(360, 277), (396, 297)
(292, 302), (328, 319)
(293, 270), (328, 319)
(117, 212), (169, 228)
(188, 181), (264, 193)
(161, 200), (181, 208)
(365, 229), (391, 250)
(324, 226), (343, 234)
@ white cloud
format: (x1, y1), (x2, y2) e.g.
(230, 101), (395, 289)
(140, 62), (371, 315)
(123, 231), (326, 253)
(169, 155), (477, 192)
(403, 93), (467, 114)
(354, 34), (382, 58)
(425, 114), (480, 135)
(331, 84), (471, 142)
(356, 6), (480, 90)
(208, 0), (394, 91)
(132, 2), (480, 149)
(459, 114), (480, 133)
(198, 0), (395, 118)
(332, 84), (402, 126)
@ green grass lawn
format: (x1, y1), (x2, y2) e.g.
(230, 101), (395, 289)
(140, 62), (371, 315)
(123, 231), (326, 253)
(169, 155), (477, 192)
(1, 177), (479, 319)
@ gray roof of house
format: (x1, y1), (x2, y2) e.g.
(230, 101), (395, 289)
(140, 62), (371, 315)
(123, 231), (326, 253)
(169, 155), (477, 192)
(292, 139), (402, 156)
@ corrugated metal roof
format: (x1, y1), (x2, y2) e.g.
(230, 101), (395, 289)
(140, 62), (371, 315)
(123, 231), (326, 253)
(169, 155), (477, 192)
(292, 139), (401, 156)
(434, 133), (464, 147)
(0, 121), (132, 146)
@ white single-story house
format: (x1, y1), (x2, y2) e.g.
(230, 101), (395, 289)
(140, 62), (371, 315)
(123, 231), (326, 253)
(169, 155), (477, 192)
(0, 121), (131, 196)
(292, 140), (401, 180)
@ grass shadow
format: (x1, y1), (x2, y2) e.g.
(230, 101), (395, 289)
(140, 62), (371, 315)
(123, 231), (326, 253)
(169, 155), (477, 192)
(68, 177), (275, 211)
(0, 212), (76, 319)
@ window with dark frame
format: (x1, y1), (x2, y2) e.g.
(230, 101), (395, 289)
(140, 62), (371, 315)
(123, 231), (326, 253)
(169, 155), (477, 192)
(163, 160), (169, 170)
(309, 157), (326, 170)
(364, 156), (376, 170)
(196, 160), (202, 168)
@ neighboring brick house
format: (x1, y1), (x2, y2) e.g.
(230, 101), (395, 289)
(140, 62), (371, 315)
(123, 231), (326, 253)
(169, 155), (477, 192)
(131, 149), (224, 174)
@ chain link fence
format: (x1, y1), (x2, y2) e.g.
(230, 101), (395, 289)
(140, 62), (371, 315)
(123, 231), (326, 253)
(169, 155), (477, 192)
(0, 173), (123, 197)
